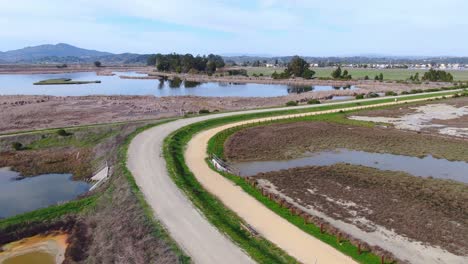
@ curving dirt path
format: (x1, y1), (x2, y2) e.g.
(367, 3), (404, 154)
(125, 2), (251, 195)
(127, 90), (457, 263)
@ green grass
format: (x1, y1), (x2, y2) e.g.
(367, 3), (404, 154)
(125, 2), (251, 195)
(33, 78), (101, 85)
(244, 67), (468, 81)
(27, 128), (120, 149)
(0, 196), (97, 230)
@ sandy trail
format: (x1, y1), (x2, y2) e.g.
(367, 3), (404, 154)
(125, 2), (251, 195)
(128, 90), (457, 264)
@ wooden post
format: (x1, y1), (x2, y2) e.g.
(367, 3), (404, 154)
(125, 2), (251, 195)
(320, 223), (324, 234)
(337, 233), (341, 244)
(357, 243), (361, 255)
(381, 255), (384, 264)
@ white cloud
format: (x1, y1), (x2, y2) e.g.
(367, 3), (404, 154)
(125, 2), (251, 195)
(0, 0), (467, 55)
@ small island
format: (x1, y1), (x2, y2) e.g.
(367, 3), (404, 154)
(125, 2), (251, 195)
(33, 78), (101, 85)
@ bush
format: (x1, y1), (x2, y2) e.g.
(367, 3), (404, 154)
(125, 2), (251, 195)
(365, 92), (380, 98)
(12, 142), (24, 151)
(57, 129), (71, 136)
(385, 91), (397, 96)
(355, 94), (364, 99)
(199, 109), (210, 114)
(307, 99), (321, 104)
(285, 101), (298, 106)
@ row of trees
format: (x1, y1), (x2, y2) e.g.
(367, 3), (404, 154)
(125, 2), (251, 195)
(422, 69), (454, 82)
(272, 56), (315, 79)
(147, 53), (225, 74)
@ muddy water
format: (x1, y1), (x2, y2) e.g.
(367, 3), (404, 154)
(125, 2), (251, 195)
(0, 167), (90, 218)
(0, 71), (357, 97)
(232, 149), (468, 183)
(0, 234), (67, 264)
(3, 251), (55, 264)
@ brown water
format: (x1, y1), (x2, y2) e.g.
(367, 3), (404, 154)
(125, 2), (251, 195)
(0, 234), (67, 264)
(3, 251), (55, 264)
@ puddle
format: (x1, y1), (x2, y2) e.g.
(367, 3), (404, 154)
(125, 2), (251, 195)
(0, 234), (67, 264)
(231, 149), (468, 183)
(0, 168), (90, 218)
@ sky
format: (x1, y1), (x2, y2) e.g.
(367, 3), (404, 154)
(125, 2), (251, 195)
(1, 0), (467, 56)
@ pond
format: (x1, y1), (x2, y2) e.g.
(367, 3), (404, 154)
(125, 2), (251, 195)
(0, 168), (90, 218)
(231, 149), (468, 183)
(0, 72), (357, 97)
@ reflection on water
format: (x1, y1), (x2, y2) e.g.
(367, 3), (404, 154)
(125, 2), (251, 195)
(232, 149), (468, 183)
(0, 168), (90, 218)
(0, 72), (358, 97)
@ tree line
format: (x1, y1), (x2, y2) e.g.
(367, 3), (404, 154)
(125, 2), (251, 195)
(147, 53), (225, 74)
(422, 69), (454, 82)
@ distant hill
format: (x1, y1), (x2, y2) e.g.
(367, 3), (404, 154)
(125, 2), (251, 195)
(0, 43), (153, 65)
(0, 43), (113, 62)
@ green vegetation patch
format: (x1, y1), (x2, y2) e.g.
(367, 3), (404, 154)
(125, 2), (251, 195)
(33, 78), (101, 85)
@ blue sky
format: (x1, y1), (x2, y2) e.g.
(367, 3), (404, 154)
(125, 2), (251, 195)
(1, 0), (467, 56)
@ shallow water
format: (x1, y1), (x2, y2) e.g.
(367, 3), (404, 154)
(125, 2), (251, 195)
(0, 72), (357, 97)
(232, 149), (468, 183)
(3, 251), (55, 264)
(0, 168), (90, 218)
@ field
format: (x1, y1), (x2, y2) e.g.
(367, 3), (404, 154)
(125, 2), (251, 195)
(245, 66), (468, 81)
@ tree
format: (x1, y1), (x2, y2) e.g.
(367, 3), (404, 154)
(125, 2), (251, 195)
(331, 66), (342, 79)
(379, 73), (384, 81)
(422, 69), (453, 82)
(364, 75), (369, 80)
(287, 56), (315, 79)
(94, 61), (102, 67)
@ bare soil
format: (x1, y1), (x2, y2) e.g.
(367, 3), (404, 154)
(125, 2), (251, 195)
(254, 164), (468, 256)
(225, 121), (468, 162)
(351, 97), (468, 137)
(0, 93), (364, 133)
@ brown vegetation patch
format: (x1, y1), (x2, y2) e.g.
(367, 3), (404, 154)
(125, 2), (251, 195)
(0, 148), (93, 179)
(255, 164), (468, 256)
(225, 121), (468, 162)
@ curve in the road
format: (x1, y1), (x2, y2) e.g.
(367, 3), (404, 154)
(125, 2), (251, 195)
(127, 91), (457, 263)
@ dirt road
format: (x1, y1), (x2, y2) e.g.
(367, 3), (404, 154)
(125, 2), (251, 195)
(127, 90), (458, 263)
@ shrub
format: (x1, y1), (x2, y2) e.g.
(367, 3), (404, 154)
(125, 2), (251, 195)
(199, 109), (210, 114)
(355, 94), (364, 99)
(57, 129), (71, 136)
(285, 101), (298, 106)
(385, 91), (397, 96)
(401, 91), (410, 95)
(307, 99), (321, 104)
(366, 92), (380, 98)
(12, 142), (24, 151)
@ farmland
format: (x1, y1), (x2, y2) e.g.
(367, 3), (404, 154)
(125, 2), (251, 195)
(245, 66), (468, 81)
